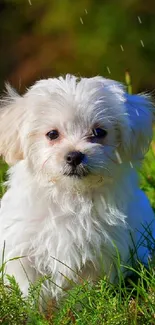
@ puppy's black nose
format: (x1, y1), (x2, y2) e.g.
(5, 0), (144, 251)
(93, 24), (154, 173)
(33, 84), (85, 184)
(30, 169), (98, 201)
(66, 151), (85, 167)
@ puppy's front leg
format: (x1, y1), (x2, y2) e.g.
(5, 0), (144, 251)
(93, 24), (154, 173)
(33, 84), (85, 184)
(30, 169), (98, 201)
(4, 257), (36, 296)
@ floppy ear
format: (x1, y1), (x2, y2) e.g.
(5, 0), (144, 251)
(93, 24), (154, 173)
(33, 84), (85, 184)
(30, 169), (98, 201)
(124, 93), (154, 161)
(0, 84), (24, 165)
(103, 78), (154, 162)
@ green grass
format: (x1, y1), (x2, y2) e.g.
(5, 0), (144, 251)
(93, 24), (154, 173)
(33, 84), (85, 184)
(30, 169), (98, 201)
(0, 259), (155, 324)
(0, 143), (155, 324)
(140, 142), (155, 211)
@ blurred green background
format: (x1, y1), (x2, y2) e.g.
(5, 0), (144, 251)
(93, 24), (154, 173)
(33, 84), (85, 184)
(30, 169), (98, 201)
(0, 0), (155, 94)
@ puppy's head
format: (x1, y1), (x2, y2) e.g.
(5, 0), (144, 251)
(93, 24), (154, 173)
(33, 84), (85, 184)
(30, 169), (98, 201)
(0, 75), (154, 189)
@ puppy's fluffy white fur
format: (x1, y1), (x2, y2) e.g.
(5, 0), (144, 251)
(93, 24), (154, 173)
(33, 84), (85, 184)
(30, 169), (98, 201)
(0, 75), (154, 299)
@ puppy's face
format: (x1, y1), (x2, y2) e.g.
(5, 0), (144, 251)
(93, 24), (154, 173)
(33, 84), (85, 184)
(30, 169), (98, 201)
(23, 77), (127, 188)
(0, 75), (153, 190)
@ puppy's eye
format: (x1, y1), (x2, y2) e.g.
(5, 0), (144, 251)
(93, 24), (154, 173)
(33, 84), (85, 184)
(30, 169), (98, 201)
(46, 130), (59, 140)
(92, 128), (107, 138)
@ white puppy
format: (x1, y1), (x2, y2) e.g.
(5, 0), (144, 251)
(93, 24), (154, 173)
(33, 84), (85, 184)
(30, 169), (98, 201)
(0, 75), (154, 300)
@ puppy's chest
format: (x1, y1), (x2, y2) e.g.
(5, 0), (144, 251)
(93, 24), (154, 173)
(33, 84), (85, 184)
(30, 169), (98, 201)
(28, 198), (104, 273)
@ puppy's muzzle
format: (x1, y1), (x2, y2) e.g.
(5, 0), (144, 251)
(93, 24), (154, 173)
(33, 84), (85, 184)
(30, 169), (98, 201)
(64, 151), (88, 178)
(66, 151), (85, 167)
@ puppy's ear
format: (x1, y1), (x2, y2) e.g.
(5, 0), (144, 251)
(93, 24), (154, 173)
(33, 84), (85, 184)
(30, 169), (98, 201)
(0, 84), (24, 165)
(124, 93), (154, 160)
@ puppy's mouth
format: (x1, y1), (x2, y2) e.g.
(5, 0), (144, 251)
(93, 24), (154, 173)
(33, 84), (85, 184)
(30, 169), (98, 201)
(63, 166), (89, 178)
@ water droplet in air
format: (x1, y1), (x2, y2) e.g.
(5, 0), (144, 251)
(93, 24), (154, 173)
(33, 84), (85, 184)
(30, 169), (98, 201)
(115, 150), (122, 164)
(140, 40), (144, 47)
(106, 66), (111, 74)
(137, 16), (142, 24)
